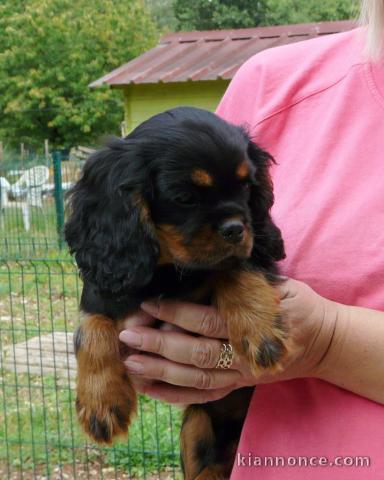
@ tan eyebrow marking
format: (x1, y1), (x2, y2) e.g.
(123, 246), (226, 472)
(236, 161), (249, 179)
(191, 169), (214, 187)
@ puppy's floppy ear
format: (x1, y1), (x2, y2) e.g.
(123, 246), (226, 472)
(65, 144), (159, 296)
(247, 140), (286, 264)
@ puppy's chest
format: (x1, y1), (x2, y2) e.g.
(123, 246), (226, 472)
(145, 266), (213, 305)
(81, 267), (214, 320)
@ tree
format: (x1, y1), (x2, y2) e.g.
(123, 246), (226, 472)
(173, 0), (359, 31)
(0, 0), (158, 150)
(264, 0), (359, 25)
(144, 0), (178, 32)
(174, 0), (269, 30)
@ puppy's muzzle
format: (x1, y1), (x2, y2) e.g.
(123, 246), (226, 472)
(219, 219), (245, 245)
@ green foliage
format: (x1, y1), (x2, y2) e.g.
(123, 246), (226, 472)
(0, 0), (158, 150)
(174, 0), (269, 30)
(144, 0), (178, 32)
(173, 0), (359, 30)
(264, 0), (359, 25)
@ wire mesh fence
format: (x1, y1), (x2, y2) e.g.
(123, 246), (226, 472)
(0, 259), (182, 479)
(0, 151), (183, 478)
(0, 150), (78, 258)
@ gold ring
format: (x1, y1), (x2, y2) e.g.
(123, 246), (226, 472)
(215, 343), (234, 369)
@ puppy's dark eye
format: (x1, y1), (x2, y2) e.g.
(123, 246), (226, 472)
(242, 181), (252, 193)
(173, 192), (197, 206)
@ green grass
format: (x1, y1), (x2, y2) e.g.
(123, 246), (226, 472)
(0, 156), (81, 259)
(0, 199), (61, 259)
(0, 259), (182, 478)
(0, 372), (182, 478)
(0, 259), (79, 345)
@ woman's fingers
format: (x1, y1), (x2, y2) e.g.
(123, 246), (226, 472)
(124, 353), (242, 390)
(140, 300), (228, 339)
(137, 382), (236, 405)
(121, 310), (156, 329)
(119, 326), (241, 370)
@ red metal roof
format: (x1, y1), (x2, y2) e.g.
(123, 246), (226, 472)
(90, 20), (357, 87)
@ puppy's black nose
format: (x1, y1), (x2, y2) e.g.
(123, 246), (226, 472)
(219, 220), (244, 244)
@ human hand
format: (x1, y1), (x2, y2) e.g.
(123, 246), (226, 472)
(119, 278), (339, 404)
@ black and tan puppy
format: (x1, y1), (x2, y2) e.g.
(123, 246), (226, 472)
(65, 106), (288, 479)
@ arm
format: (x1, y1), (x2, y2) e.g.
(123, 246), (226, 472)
(119, 278), (384, 405)
(314, 302), (384, 404)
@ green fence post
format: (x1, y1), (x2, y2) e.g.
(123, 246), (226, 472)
(52, 151), (65, 249)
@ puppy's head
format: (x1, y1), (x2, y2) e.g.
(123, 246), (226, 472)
(65, 107), (284, 296)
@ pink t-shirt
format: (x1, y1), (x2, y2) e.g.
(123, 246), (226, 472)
(217, 28), (384, 479)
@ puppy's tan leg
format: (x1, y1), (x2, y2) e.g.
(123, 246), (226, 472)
(181, 406), (231, 480)
(74, 314), (136, 443)
(195, 466), (228, 480)
(214, 271), (289, 376)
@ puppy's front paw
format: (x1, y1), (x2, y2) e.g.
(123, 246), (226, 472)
(76, 372), (136, 444)
(215, 271), (289, 376)
(236, 313), (288, 376)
